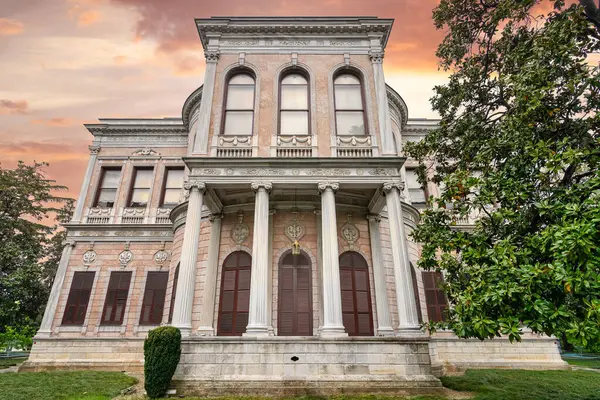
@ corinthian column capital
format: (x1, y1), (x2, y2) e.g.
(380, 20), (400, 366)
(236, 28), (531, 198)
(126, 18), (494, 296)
(88, 145), (100, 155)
(318, 182), (339, 193)
(382, 181), (405, 194)
(204, 50), (220, 63)
(184, 180), (206, 192)
(251, 182), (272, 193)
(369, 51), (385, 64)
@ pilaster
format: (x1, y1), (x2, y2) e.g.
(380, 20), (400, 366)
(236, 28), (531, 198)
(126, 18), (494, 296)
(72, 145), (100, 223)
(197, 213), (223, 336)
(192, 50), (220, 154)
(367, 214), (395, 336)
(36, 240), (76, 337)
(370, 51), (395, 156)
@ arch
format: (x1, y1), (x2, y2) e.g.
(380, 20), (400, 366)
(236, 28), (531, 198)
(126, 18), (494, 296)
(217, 250), (252, 336)
(277, 249), (313, 336)
(339, 251), (374, 336)
(278, 66), (311, 136)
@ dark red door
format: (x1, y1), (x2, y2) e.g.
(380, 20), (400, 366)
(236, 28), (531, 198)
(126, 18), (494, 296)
(339, 251), (374, 336)
(217, 251), (251, 336)
(278, 251), (313, 336)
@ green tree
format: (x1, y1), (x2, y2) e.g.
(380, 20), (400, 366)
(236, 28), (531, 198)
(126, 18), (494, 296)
(406, 0), (600, 347)
(0, 161), (73, 332)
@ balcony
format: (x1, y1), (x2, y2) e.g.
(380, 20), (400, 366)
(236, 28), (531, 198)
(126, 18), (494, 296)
(83, 207), (173, 224)
(210, 135), (258, 158)
(271, 135), (316, 158)
(333, 136), (376, 157)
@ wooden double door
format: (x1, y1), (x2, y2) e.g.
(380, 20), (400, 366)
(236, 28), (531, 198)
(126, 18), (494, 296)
(278, 251), (313, 336)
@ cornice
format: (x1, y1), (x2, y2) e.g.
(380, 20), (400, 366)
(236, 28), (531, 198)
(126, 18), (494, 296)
(85, 124), (188, 136)
(183, 156), (405, 170)
(196, 16), (394, 50)
(181, 85), (204, 130)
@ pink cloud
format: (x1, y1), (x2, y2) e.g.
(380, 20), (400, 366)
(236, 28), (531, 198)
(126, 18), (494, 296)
(0, 99), (30, 115)
(0, 18), (24, 35)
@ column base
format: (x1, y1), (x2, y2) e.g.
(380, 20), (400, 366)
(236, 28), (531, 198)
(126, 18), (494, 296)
(319, 325), (348, 338)
(376, 327), (396, 337)
(396, 327), (426, 338)
(196, 326), (215, 336)
(174, 325), (193, 338)
(243, 325), (272, 337)
(34, 330), (52, 339)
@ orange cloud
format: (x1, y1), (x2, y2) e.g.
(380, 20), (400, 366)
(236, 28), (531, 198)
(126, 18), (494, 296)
(68, 5), (102, 27)
(113, 55), (127, 64)
(31, 118), (82, 127)
(0, 18), (24, 36)
(0, 99), (29, 115)
(173, 55), (203, 76)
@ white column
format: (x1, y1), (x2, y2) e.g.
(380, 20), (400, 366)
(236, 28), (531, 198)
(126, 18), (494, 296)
(370, 51), (395, 156)
(367, 214), (395, 336)
(245, 182), (272, 336)
(36, 240), (76, 337)
(318, 182), (347, 337)
(383, 182), (421, 335)
(192, 50), (219, 154)
(197, 213), (222, 336)
(172, 180), (205, 337)
(71, 145), (100, 222)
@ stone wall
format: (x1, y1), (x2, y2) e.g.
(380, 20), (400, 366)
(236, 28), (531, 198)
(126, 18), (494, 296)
(173, 337), (441, 396)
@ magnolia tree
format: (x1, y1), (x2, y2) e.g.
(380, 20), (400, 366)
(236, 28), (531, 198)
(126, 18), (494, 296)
(406, 0), (600, 347)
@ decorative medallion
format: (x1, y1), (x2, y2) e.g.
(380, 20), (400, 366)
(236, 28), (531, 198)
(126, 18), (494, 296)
(231, 210), (249, 245)
(285, 221), (305, 242)
(131, 148), (159, 157)
(118, 250), (133, 267)
(154, 250), (169, 266)
(82, 250), (96, 266)
(341, 213), (359, 244)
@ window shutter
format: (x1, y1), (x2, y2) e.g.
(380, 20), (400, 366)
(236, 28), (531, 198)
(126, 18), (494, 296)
(339, 252), (374, 336)
(217, 251), (252, 336)
(62, 271), (95, 325)
(101, 271), (132, 325)
(422, 271), (448, 322)
(277, 252), (313, 336)
(139, 271), (168, 325)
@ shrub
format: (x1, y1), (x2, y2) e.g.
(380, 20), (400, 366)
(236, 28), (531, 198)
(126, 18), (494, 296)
(144, 326), (181, 398)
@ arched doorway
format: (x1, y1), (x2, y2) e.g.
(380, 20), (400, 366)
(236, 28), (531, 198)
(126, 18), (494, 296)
(278, 250), (313, 336)
(339, 251), (374, 336)
(217, 251), (251, 336)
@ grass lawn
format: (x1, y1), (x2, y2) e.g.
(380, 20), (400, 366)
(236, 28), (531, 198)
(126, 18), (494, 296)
(441, 369), (600, 399)
(0, 357), (27, 369)
(0, 371), (137, 400)
(563, 357), (600, 369)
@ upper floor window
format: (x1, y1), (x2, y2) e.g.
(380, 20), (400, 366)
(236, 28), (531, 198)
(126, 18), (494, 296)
(279, 73), (309, 135)
(128, 167), (153, 208)
(223, 73), (255, 135)
(406, 169), (427, 205)
(94, 167), (121, 208)
(334, 73), (367, 136)
(160, 167), (184, 208)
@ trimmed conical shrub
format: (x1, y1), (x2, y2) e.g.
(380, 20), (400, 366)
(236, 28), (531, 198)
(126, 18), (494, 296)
(144, 326), (181, 398)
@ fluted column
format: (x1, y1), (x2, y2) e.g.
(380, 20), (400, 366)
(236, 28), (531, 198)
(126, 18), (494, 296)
(367, 214), (395, 336)
(245, 182), (272, 336)
(383, 182), (421, 335)
(192, 50), (219, 154)
(370, 51), (395, 155)
(172, 180), (205, 337)
(197, 213), (222, 336)
(36, 240), (76, 337)
(318, 182), (347, 337)
(72, 145), (100, 222)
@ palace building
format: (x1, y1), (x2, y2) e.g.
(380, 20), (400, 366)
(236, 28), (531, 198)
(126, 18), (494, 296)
(24, 17), (565, 395)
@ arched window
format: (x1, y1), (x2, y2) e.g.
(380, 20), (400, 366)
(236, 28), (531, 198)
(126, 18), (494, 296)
(279, 73), (309, 135)
(339, 251), (374, 336)
(278, 250), (312, 336)
(217, 251), (252, 336)
(334, 73), (367, 136)
(222, 73), (255, 135)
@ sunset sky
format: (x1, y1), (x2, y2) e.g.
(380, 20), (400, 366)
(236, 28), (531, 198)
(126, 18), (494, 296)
(0, 0), (450, 200)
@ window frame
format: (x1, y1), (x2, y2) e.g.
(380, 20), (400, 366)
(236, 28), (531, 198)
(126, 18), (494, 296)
(406, 168), (429, 205)
(126, 166), (154, 208)
(61, 271), (96, 326)
(278, 70), (311, 136)
(139, 271), (169, 326)
(333, 71), (369, 137)
(159, 167), (184, 208)
(422, 271), (448, 323)
(100, 271), (133, 326)
(93, 167), (122, 208)
(220, 70), (256, 136)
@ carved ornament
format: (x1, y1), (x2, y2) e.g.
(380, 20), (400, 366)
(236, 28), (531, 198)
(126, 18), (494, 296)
(82, 250), (96, 266)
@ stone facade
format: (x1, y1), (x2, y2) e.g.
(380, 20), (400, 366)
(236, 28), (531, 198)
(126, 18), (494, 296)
(23, 16), (566, 395)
